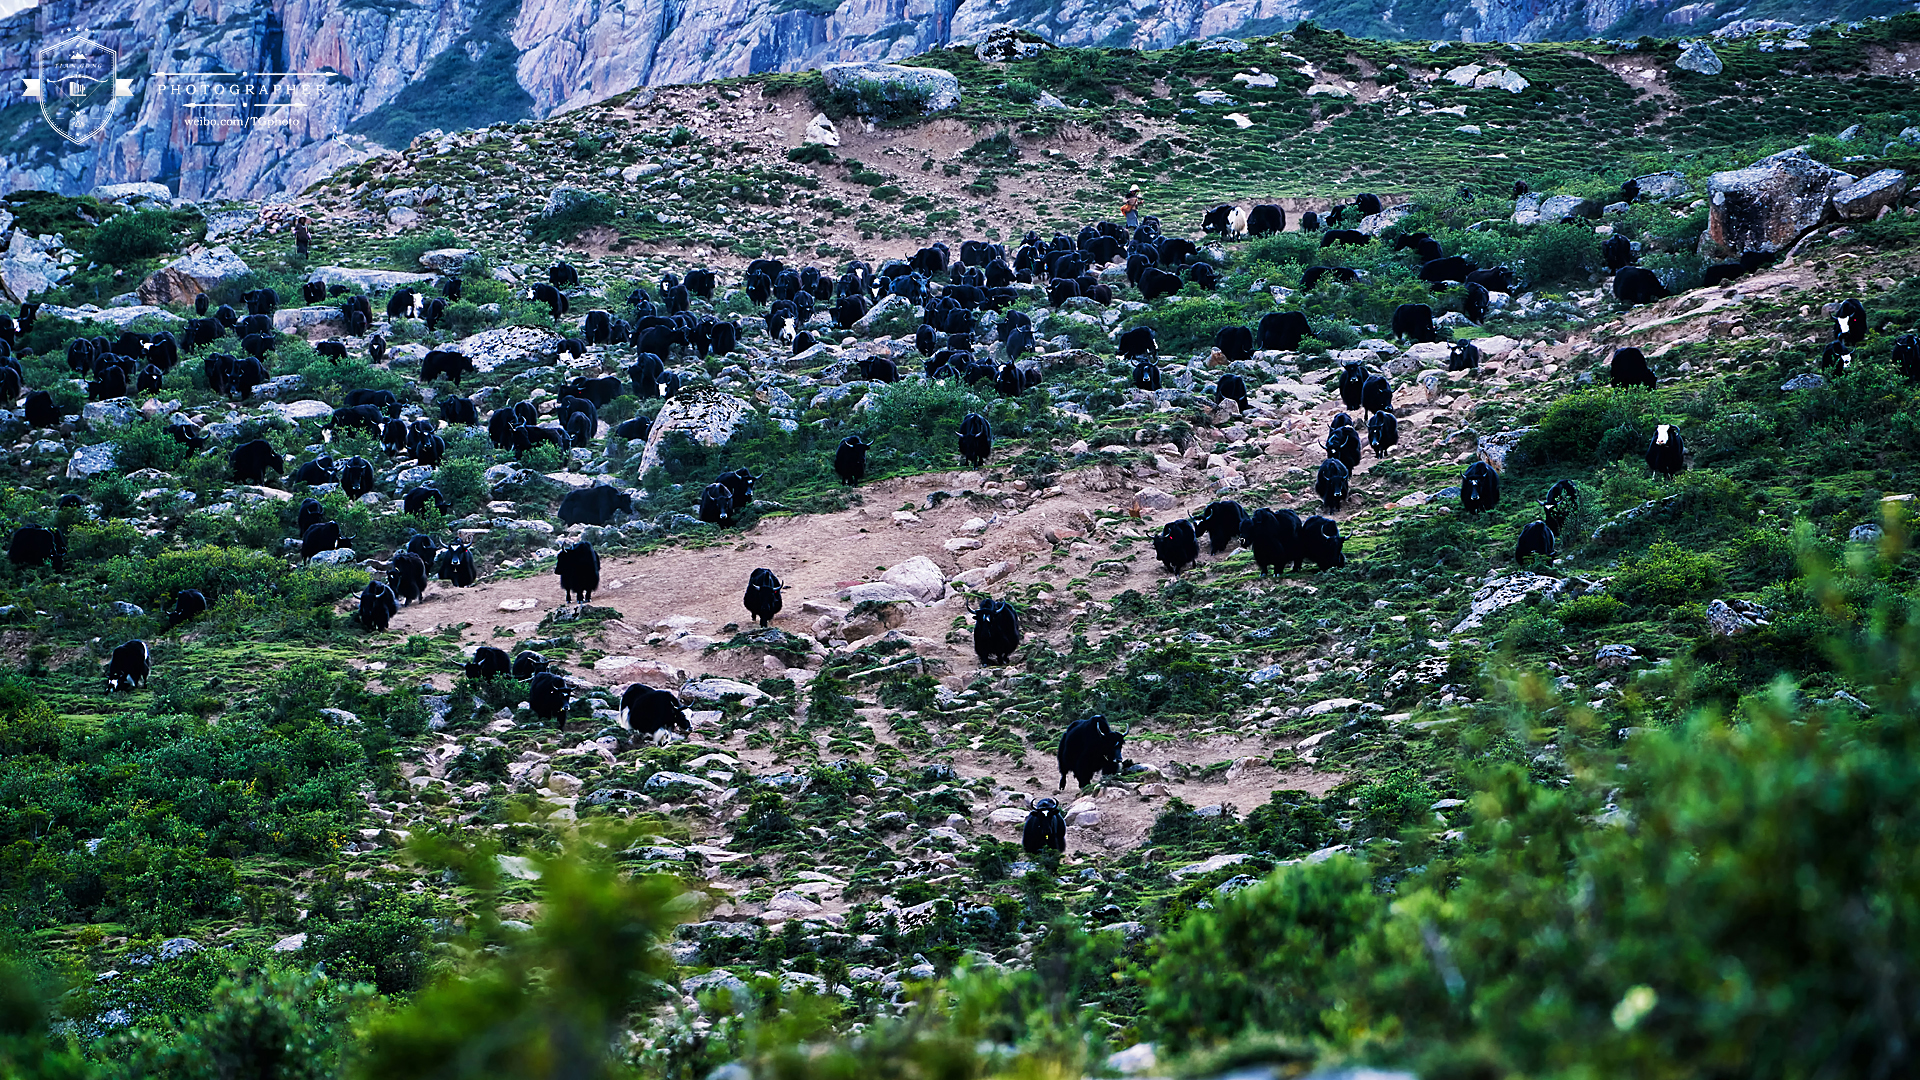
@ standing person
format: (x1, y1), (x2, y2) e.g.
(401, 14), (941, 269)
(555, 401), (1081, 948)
(294, 215), (311, 258)
(1122, 185), (1142, 229)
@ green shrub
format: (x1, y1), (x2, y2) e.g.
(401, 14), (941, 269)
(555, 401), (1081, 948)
(1242, 790), (1339, 857)
(1520, 387), (1653, 468)
(435, 459), (489, 515)
(786, 144), (836, 165)
(1515, 222), (1596, 284)
(527, 193), (615, 245)
(441, 300), (497, 337)
(88, 210), (180, 264)
(112, 416), (191, 473)
(109, 963), (362, 1080)
(1557, 593), (1625, 626)
(1144, 856), (1383, 1052)
(1610, 539), (1723, 606)
(1502, 609), (1566, 650)
(818, 78), (932, 123)
(106, 546), (288, 609)
(386, 226), (461, 271)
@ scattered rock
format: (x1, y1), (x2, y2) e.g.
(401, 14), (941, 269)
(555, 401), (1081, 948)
(1632, 170), (1690, 201)
(973, 26), (1051, 63)
(1595, 644), (1638, 668)
(803, 113), (840, 147)
(66, 443), (116, 478)
(417, 248), (478, 274)
(1705, 598), (1771, 636)
(1453, 572), (1570, 632)
(881, 556), (947, 603)
(138, 245), (252, 307)
(679, 677), (768, 703)
(1781, 373), (1826, 391)
(1676, 41), (1724, 75)
(1706, 147), (1853, 256)
(820, 62), (961, 114)
(1832, 169), (1910, 221)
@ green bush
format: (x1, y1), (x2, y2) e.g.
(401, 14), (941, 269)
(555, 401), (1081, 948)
(440, 300), (497, 338)
(109, 962), (363, 1080)
(87, 210), (180, 264)
(386, 226), (461, 271)
(1143, 856), (1382, 1052)
(112, 417), (191, 473)
(1610, 539), (1723, 606)
(1557, 593), (1625, 626)
(435, 459), (489, 515)
(527, 193), (615, 245)
(786, 144), (836, 165)
(817, 78), (932, 123)
(1242, 790), (1339, 857)
(1520, 387), (1653, 468)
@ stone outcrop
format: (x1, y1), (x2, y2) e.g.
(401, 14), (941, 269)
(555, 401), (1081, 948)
(821, 63), (961, 114)
(1706, 148), (1853, 256)
(137, 246), (253, 307)
(1675, 41), (1724, 75)
(1832, 169), (1910, 220)
(636, 388), (752, 479)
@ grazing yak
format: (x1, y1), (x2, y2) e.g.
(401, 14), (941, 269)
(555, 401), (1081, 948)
(1462, 461), (1501, 513)
(1194, 500), (1248, 555)
(1515, 520), (1556, 562)
(1614, 266), (1666, 305)
(1368, 409), (1399, 457)
(1153, 519), (1200, 574)
(165, 589), (208, 629)
(1057, 714), (1129, 790)
(1449, 341), (1480, 372)
(106, 639), (150, 693)
(1539, 479), (1580, 533)
(230, 440), (285, 484)
(1833, 297), (1868, 345)
(1324, 423), (1362, 470)
(441, 543), (477, 587)
(389, 551), (428, 606)
(558, 485), (634, 526)
(556, 541), (601, 602)
(744, 568), (784, 628)
(1392, 303), (1436, 343)
(1610, 347), (1656, 390)
(1215, 325), (1254, 363)
(465, 645), (511, 681)
(1257, 311), (1312, 352)
(1646, 424), (1686, 478)
(699, 482), (735, 525)
(834, 436), (871, 485)
(1132, 360), (1162, 392)
(356, 581), (398, 631)
(623, 684), (690, 738)
(958, 413), (992, 466)
(1022, 798), (1066, 853)
(8, 526), (64, 570)
(1316, 457), (1351, 511)
(972, 597), (1022, 664)
(1300, 515), (1347, 569)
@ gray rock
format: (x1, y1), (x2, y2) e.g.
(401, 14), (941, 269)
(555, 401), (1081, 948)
(83, 399), (136, 429)
(820, 63), (960, 114)
(1676, 41), (1724, 75)
(1473, 67), (1530, 93)
(1837, 124), (1863, 142)
(1595, 643), (1637, 668)
(1706, 598), (1771, 636)
(540, 186), (602, 219)
(387, 207), (423, 227)
(1538, 194), (1598, 222)
(273, 306), (348, 339)
(644, 770), (724, 795)
(683, 969), (752, 1009)
(156, 937), (199, 960)
(1849, 522), (1883, 544)
(1632, 170), (1690, 201)
(417, 248), (478, 274)
(91, 182), (174, 204)
(110, 601), (145, 617)
(306, 266), (436, 292)
(635, 387), (752, 479)
(1781, 373), (1827, 391)
(972, 26), (1050, 63)
(67, 443), (116, 478)
(1475, 427), (1537, 472)
(1453, 571), (1570, 633)
(1194, 89), (1237, 106)
(1196, 37), (1249, 52)
(1706, 148), (1853, 256)
(1832, 169), (1910, 220)
(852, 293), (915, 331)
(138, 245), (253, 307)
(309, 548), (358, 566)
(202, 207), (259, 243)
(455, 325), (567, 372)
(254, 374), (306, 400)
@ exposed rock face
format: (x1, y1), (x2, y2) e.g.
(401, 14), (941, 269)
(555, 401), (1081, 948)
(1832, 169), (1910, 220)
(1706, 148), (1853, 256)
(0, 0), (1866, 202)
(1676, 41), (1724, 74)
(137, 246), (253, 307)
(636, 388), (752, 479)
(821, 63), (962, 114)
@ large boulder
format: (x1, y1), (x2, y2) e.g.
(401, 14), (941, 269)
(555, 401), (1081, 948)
(1832, 169), (1910, 220)
(1632, 170), (1690, 201)
(67, 443), (117, 478)
(307, 265), (436, 292)
(635, 387), (752, 479)
(803, 114), (840, 147)
(455, 325), (566, 372)
(1355, 204), (1412, 235)
(540, 186), (604, 219)
(1538, 194), (1598, 222)
(1675, 41), (1723, 75)
(881, 556), (947, 603)
(418, 248), (478, 274)
(274, 306), (348, 339)
(1473, 68), (1530, 93)
(821, 63), (961, 115)
(1706, 148), (1852, 256)
(34, 303), (182, 327)
(139, 246), (254, 307)
(90, 181), (174, 205)
(0, 251), (65, 304)
(973, 26), (1051, 63)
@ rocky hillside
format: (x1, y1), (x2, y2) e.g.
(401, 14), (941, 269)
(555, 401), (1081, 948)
(3, 0), (1910, 199)
(3, 15), (1920, 1080)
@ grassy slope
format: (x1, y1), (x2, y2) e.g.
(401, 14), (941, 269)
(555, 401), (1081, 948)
(5, 12), (1920, 1076)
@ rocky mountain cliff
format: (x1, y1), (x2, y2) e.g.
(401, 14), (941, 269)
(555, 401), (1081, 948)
(1, 0), (1903, 199)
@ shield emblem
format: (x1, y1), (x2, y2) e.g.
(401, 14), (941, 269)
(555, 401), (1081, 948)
(35, 35), (119, 145)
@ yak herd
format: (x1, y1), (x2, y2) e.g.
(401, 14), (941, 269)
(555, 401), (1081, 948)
(3, 180), (1886, 855)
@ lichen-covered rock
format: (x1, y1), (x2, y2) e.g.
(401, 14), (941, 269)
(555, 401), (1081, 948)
(138, 245), (252, 307)
(821, 63), (961, 114)
(66, 443), (116, 478)
(1706, 598), (1771, 636)
(91, 182), (174, 204)
(1676, 41), (1724, 75)
(972, 26), (1051, 63)
(456, 325), (567, 373)
(1832, 169), (1910, 220)
(1453, 572), (1570, 632)
(1632, 170), (1690, 201)
(635, 388), (752, 479)
(417, 248), (479, 274)
(1476, 427), (1537, 473)
(307, 266), (436, 292)
(1706, 148), (1852, 256)
(1474, 67), (1530, 93)
(803, 113), (840, 146)
(273, 306), (349, 339)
